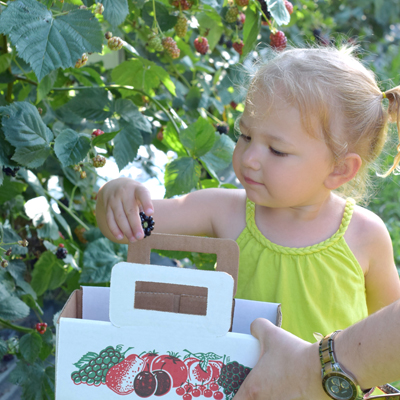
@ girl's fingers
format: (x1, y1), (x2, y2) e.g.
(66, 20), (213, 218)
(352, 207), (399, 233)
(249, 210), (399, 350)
(123, 201), (144, 240)
(135, 186), (154, 215)
(109, 202), (136, 242)
(106, 206), (125, 241)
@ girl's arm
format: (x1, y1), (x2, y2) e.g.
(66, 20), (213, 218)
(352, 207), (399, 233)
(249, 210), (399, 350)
(363, 212), (400, 314)
(96, 177), (245, 243)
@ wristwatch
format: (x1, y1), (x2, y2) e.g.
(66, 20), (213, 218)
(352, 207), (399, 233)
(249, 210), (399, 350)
(319, 331), (365, 400)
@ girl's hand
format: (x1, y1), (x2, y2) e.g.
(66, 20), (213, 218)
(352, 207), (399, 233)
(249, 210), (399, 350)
(97, 177), (154, 243)
(234, 319), (328, 400)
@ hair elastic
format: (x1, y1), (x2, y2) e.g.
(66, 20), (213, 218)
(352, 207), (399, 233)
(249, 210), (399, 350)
(382, 92), (387, 99)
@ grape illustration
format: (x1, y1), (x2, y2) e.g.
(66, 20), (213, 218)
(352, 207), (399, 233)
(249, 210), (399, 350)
(71, 345), (131, 387)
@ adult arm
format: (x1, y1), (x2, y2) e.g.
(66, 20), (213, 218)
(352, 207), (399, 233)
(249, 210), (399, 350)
(234, 299), (400, 400)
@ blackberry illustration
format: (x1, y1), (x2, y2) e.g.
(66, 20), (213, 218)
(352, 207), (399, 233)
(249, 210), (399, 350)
(71, 346), (125, 387)
(140, 211), (155, 238)
(2, 166), (20, 177)
(217, 361), (251, 395)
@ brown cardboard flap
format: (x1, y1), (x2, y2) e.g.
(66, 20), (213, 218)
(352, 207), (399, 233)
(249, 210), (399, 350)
(58, 289), (82, 322)
(127, 233), (239, 295)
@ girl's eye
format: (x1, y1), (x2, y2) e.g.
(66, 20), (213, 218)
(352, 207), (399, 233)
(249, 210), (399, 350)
(270, 147), (288, 157)
(239, 133), (251, 142)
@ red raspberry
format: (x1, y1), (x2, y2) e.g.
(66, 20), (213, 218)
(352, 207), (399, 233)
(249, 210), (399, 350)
(232, 40), (244, 55)
(58, 243), (65, 248)
(92, 130), (102, 138)
(239, 12), (245, 24)
(36, 323), (47, 334)
(270, 30), (287, 50)
(194, 37), (209, 55)
(235, 0), (248, 6)
(284, 0), (293, 15)
(225, 6), (239, 23)
(162, 37), (180, 59)
(172, 0), (192, 10)
(174, 15), (188, 38)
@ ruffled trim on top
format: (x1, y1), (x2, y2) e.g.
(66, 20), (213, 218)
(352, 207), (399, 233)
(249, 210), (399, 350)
(245, 198), (356, 256)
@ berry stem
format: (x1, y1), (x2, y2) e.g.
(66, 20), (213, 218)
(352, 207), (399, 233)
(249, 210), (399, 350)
(44, 189), (90, 231)
(0, 317), (33, 334)
(0, 2), (8, 7)
(201, 108), (223, 124)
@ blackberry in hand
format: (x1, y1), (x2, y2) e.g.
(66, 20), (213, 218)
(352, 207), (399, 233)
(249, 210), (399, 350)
(140, 212), (155, 238)
(216, 123), (229, 134)
(56, 244), (68, 260)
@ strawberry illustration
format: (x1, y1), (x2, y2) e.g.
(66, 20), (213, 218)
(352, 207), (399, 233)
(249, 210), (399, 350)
(106, 354), (145, 395)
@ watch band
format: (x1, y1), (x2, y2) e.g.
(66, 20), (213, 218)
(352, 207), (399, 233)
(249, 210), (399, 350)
(319, 331), (366, 400)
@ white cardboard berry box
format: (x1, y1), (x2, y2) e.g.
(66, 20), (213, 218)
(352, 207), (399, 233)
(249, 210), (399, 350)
(55, 234), (281, 400)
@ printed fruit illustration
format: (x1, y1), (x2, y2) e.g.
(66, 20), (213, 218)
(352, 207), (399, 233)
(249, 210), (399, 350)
(270, 30), (287, 50)
(151, 354), (188, 388)
(183, 351), (222, 386)
(217, 361), (251, 396)
(134, 368), (157, 397)
(141, 351), (159, 370)
(213, 390), (223, 399)
(72, 346), (128, 387)
(106, 354), (145, 394)
(153, 370), (172, 396)
(176, 386), (185, 395)
(194, 37), (209, 55)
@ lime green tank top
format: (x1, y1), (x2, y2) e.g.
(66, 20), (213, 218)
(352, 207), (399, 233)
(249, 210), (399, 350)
(236, 198), (368, 343)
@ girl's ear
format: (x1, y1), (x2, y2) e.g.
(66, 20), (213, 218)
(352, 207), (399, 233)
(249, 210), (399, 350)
(324, 153), (362, 190)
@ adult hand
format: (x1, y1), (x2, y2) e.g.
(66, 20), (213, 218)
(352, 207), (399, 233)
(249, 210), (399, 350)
(234, 318), (330, 400)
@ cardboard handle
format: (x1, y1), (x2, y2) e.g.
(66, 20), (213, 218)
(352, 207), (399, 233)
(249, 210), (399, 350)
(110, 263), (234, 336)
(127, 233), (239, 296)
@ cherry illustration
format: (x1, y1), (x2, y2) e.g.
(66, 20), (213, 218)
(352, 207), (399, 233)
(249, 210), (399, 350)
(192, 388), (201, 397)
(204, 388), (213, 398)
(134, 369), (157, 397)
(213, 391), (224, 400)
(153, 370), (171, 396)
(183, 394), (192, 400)
(176, 386), (185, 395)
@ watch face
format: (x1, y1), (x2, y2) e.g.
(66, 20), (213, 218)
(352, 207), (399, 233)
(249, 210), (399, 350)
(323, 375), (356, 400)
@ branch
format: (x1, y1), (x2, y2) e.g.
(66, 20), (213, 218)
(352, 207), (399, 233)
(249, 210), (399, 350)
(0, 317), (33, 334)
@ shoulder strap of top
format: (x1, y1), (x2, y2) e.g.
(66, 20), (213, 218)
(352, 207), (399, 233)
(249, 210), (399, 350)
(336, 197), (356, 238)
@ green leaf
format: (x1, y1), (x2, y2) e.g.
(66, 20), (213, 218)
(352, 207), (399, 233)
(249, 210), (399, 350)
(142, 1), (178, 31)
(92, 131), (119, 146)
(100, 0), (129, 26)
(65, 88), (113, 121)
(164, 157), (201, 198)
(267, 0), (290, 26)
(113, 99), (151, 170)
(186, 86), (202, 110)
(0, 177), (27, 205)
(242, 4), (261, 58)
(36, 70), (57, 104)
(0, 102), (53, 168)
(0, 282), (30, 321)
(0, 54), (12, 74)
(162, 122), (187, 157)
(81, 238), (126, 283)
(19, 333), (43, 364)
(200, 133), (235, 178)
(0, 0), (103, 81)
(30, 251), (67, 296)
(180, 117), (216, 157)
(54, 128), (91, 167)
(0, 339), (7, 358)
(24, 197), (60, 240)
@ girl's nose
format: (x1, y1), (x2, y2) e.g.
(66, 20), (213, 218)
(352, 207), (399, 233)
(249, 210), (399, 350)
(242, 146), (261, 170)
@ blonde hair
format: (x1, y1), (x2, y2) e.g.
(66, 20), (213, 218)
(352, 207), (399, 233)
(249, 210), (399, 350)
(246, 45), (400, 201)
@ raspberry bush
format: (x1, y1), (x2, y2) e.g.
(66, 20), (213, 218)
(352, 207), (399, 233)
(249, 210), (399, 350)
(0, 0), (400, 398)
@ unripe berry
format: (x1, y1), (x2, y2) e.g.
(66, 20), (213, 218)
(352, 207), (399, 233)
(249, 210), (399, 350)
(194, 37), (209, 55)
(147, 34), (164, 51)
(235, 0), (248, 6)
(37, 107), (43, 115)
(1, 260), (8, 268)
(270, 30), (287, 50)
(174, 15), (188, 38)
(108, 37), (124, 51)
(92, 155), (106, 168)
(5, 248), (12, 256)
(80, 171), (87, 179)
(162, 37), (180, 59)
(284, 0), (293, 15)
(105, 31), (113, 40)
(94, 3), (104, 14)
(225, 6), (239, 23)
(18, 239), (29, 247)
(92, 129), (104, 137)
(36, 322), (47, 334)
(232, 39), (244, 55)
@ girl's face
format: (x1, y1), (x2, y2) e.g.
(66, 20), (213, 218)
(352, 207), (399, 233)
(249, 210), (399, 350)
(232, 92), (336, 208)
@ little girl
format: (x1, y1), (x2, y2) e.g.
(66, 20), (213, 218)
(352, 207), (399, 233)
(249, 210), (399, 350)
(96, 46), (400, 343)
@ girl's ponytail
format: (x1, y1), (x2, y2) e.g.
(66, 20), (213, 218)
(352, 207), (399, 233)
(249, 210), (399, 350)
(380, 86), (400, 177)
